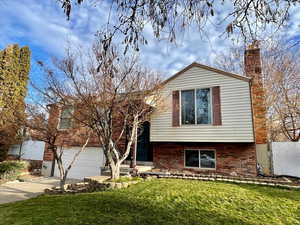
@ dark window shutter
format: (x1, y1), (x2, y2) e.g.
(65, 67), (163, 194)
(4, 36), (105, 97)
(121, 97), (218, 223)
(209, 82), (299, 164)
(172, 90), (180, 127)
(212, 86), (222, 125)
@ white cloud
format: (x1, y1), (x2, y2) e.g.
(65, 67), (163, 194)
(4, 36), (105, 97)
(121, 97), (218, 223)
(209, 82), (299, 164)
(0, 0), (299, 80)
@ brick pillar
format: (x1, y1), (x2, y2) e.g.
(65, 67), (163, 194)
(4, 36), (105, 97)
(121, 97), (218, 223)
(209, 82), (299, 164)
(244, 44), (267, 144)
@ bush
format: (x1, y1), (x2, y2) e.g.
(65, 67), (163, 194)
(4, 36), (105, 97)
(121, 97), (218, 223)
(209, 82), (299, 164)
(0, 160), (29, 182)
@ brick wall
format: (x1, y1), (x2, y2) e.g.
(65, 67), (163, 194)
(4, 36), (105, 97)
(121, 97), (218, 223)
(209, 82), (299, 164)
(42, 104), (128, 162)
(153, 142), (257, 177)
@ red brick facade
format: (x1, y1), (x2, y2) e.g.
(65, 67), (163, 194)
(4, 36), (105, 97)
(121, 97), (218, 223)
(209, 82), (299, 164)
(43, 104), (128, 162)
(153, 142), (257, 177)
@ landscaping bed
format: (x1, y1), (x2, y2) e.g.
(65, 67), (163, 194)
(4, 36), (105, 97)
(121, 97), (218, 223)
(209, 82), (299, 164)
(0, 161), (29, 184)
(0, 179), (300, 225)
(44, 176), (144, 194)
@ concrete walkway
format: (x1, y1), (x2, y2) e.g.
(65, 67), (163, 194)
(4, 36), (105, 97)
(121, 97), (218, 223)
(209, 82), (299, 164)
(0, 177), (79, 204)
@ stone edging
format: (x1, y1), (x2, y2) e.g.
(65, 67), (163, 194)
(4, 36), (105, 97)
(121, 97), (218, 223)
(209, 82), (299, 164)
(140, 172), (300, 189)
(44, 179), (145, 194)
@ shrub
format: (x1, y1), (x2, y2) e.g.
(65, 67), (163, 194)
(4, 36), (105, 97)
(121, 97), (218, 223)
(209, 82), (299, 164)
(0, 160), (29, 182)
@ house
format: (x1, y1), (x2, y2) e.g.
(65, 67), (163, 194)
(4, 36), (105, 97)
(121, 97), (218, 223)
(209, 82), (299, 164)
(41, 45), (269, 179)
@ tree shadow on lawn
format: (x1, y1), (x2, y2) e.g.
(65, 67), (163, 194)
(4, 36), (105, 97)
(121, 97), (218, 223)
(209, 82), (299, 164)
(232, 183), (300, 202)
(0, 191), (255, 225)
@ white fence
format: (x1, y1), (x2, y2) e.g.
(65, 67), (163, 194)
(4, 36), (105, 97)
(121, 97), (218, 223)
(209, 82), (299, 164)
(272, 142), (300, 178)
(8, 140), (45, 161)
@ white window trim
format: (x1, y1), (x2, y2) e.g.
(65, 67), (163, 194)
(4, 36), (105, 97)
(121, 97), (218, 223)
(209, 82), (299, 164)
(57, 106), (74, 130)
(179, 87), (213, 126)
(184, 149), (216, 170)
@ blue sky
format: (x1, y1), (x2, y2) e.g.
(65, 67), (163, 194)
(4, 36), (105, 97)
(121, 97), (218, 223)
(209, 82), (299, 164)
(1, 0), (300, 87)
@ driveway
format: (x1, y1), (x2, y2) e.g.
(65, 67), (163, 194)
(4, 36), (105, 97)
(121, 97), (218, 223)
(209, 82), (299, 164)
(0, 177), (79, 204)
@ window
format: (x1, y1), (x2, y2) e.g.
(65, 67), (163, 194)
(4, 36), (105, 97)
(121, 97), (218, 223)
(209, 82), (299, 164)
(181, 90), (195, 125)
(181, 88), (211, 125)
(185, 150), (216, 169)
(58, 106), (73, 129)
(196, 89), (211, 124)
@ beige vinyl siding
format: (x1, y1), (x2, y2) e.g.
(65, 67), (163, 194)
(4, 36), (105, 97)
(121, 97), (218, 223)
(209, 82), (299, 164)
(150, 66), (254, 142)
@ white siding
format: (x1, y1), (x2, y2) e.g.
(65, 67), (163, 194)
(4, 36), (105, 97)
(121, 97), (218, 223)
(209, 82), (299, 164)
(150, 66), (254, 142)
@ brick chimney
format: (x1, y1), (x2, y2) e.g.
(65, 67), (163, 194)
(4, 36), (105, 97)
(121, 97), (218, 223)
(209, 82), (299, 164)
(244, 42), (267, 144)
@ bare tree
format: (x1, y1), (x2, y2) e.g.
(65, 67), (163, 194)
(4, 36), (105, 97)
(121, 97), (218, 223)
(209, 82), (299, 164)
(57, 0), (299, 53)
(264, 51), (300, 142)
(35, 41), (163, 180)
(26, 104), (91, 191)
(214, 41), (300, 142)
(213, 45), (245, 75)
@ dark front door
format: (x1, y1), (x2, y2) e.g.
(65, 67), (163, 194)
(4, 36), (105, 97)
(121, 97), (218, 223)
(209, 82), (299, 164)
(137, 121), (152, 161)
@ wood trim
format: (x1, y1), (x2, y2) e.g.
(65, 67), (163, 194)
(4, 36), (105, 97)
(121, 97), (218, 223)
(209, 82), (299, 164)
(172, 90), (180, 127)
(162, 62), (250, 86)
(212, 86), (222, 126)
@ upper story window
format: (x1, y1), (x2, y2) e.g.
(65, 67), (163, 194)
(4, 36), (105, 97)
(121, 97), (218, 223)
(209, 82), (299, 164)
(58, 106), (74, 129)
(181, 88), (211, 125)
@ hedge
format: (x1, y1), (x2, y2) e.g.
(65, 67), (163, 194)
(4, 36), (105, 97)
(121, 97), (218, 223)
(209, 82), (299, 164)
(0, 160), (29, 183)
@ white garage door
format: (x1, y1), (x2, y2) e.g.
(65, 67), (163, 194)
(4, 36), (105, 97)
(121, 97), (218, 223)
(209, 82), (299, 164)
(54, 147), (105, 179)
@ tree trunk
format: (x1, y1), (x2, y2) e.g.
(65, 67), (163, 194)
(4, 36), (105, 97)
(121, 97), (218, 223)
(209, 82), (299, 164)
(110, 162), (120, 180)
(60, 178), (66, 192)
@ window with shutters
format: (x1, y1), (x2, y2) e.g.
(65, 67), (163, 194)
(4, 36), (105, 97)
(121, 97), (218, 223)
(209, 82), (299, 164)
(58, 106), (74, 129)
(181, 88), (212, 125)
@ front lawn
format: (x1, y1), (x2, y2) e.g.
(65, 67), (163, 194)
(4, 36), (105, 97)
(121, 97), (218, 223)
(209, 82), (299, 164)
(0, 179), (300, 225)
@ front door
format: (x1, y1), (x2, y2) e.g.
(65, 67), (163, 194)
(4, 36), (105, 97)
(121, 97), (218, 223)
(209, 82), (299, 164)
(137, 122), (152, 161)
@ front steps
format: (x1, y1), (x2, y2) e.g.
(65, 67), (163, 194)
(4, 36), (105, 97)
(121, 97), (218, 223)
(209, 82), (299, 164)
(101, 164), (153, 176)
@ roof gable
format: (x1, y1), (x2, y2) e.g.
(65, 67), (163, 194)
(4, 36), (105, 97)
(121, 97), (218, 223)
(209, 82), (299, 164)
(163, 62), (250, 85)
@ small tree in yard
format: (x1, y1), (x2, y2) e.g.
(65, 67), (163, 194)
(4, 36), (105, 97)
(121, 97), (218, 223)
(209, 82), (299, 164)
(26, 104), (91, 191)
(35, 41), (163, 180)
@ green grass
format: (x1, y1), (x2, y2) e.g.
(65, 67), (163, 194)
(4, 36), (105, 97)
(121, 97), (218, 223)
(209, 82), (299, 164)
(0, 179), (300, 225)
(110, 176), (142, 183)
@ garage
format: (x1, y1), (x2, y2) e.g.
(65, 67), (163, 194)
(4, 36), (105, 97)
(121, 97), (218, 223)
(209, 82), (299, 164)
(54, 147), (105, 179)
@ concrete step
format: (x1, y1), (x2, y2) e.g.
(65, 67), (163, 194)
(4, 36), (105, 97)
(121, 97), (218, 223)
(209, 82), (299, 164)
(100, 164), (153, 176)
(123, 160), (154, 166)
(101, 170), (130, 176)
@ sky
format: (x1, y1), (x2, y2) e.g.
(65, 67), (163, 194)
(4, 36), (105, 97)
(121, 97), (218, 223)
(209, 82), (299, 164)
(0, 0), (300, 88)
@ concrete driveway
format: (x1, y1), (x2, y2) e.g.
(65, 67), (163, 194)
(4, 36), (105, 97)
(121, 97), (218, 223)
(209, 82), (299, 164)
(0, 177), (79, 204)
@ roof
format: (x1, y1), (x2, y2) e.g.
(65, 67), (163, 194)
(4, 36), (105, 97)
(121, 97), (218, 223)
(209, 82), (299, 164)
(162, 62), (250, 85)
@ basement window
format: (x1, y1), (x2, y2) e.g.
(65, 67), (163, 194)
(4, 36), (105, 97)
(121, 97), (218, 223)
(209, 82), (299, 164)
(184, 149), (216, 169)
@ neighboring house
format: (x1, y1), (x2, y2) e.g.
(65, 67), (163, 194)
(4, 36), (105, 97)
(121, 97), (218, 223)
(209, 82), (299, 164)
(42, 45), (269, 179)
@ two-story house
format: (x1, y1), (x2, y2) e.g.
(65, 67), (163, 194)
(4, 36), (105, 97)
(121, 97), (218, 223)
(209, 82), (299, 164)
(42, 45), (268, 179)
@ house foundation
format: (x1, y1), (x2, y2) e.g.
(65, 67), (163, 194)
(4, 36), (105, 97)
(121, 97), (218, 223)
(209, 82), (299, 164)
(153, 142), (257, 177)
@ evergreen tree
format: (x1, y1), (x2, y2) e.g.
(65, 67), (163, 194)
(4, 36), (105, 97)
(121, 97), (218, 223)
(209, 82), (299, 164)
(0, 44), (30, 161)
